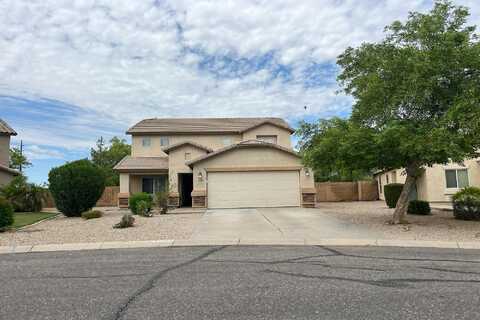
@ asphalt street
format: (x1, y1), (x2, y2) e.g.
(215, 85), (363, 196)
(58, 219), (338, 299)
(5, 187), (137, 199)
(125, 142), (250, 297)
(1, 246), (480, 320)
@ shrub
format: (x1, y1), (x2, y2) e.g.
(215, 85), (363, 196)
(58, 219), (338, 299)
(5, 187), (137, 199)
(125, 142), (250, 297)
(136, 200), (153, 217)
(48, 160), (105, 217)
(384, 183), (404, 208)
(129, 193), (152, 215)
(0, 197), (14, 230)
(452, 187), (480, 221)
(407, 200), (431, 215)
(113, 213), (135, 228)
(81, 210), (103, 220)
(154, 191), (169, 214)
(0, 175), (46, 212)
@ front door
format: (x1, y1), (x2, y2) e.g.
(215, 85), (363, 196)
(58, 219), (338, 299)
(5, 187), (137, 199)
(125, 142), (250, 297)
(179, 173), (193, 207)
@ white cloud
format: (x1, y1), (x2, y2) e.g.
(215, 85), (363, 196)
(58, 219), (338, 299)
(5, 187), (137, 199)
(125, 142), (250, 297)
(0, 0), (479, 156)
(22, 145), (65, 160)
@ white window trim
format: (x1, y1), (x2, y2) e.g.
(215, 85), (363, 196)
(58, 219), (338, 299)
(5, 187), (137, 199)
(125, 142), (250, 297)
(444, 168), (469, 193)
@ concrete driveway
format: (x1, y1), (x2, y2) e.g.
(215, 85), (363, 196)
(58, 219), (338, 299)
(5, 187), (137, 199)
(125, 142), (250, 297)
(190, 207), (379, 243)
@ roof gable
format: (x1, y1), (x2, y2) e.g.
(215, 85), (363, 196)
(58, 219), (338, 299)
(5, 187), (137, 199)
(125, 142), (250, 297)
(186, 140), (300, 167)
(0, 119), (17, 136)
(127, 117), (294, 135)
(162, 141), (213, 154)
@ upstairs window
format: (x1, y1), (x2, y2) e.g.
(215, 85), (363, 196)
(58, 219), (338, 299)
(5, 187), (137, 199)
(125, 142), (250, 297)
(142, 137), (151, 147)
(256, 135), (277, 144)
(160, 137), (169, 147)
(445, 169), (469, 189)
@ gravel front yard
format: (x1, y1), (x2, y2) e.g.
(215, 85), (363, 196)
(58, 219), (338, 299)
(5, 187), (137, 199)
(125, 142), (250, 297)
(318, 201), (480, 241)
(0, 208), (203, 246)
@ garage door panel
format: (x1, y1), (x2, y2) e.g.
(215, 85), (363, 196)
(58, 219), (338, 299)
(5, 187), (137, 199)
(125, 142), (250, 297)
(208, 171), (300, 208)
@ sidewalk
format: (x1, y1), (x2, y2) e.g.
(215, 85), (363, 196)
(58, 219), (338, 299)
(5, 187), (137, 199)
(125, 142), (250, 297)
(1, 238), (480, 254)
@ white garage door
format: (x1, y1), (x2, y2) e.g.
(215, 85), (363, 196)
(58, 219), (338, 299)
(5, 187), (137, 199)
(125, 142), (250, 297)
(208, 171), (300, 208)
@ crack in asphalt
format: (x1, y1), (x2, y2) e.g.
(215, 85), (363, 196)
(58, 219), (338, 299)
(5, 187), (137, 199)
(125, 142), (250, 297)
(110, 246), (227, 320)
(317, 246), (480, 264)
(264, 269), (480, 288)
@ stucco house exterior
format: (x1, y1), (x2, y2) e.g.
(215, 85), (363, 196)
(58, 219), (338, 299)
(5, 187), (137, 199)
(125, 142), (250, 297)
(0, 119), (19, 187)
(114, 118), (315, 209)
(375, 158), (480, 204)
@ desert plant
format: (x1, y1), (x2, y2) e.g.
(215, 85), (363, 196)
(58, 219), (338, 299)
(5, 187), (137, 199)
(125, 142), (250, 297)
(154, 191), (169, 214)
(384, 183), (404, 208)
(81, 210), (103, 220)
(129, 192), (152, 215)
(0, 197), (14, 231)
(48, 159), (106, 217)
(0, 175), (46, 212)
(407, 200), (431, 215)
(136, 200), (153, 217)
(452, 187), (480, 221)
(113, 213), (135, 228)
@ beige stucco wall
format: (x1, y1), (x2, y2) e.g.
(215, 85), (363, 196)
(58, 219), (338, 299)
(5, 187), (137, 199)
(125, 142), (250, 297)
(0, 170), (14, 187)
(0, 136), (10, 167)
(241, 124), (292, 148)
(376, 170), (406, 200)
(167, 145), (208, 193)
(376, 159), (480, 202)
(192, 147), (314, 192)
(131, 134), (242, 157)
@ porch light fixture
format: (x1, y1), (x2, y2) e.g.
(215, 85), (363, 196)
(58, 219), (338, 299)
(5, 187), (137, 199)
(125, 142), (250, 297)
(197, 172), (203, 181)
(305, 169), (310, 176)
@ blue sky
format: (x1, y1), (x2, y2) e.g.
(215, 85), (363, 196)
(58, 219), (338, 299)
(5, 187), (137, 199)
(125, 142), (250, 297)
(1, 0), (479, 184)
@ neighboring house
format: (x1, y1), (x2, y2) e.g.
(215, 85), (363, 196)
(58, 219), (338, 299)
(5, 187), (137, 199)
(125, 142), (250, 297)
(375, 159), (480, 203)
(114, 118), (315, 209)
(0, 119), (19, 187)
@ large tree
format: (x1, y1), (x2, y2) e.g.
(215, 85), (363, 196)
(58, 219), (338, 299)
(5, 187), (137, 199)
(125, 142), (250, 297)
(300, 1), (480, 223)
(90, 137), (131, 186)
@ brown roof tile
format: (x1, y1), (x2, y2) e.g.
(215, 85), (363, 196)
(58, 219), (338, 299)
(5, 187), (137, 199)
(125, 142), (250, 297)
(162, 141), (213, 154)
(127, 117), (294, 135)
(114, 156), (169, 172)
(0, 119), (17, 136)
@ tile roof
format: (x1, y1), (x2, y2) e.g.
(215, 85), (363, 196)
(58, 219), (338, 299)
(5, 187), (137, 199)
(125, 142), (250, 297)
(127, 117), (294, 135)
(186, 140), (300, 167)
(113, 156), (169, 172)
(162, 141), (213, 154)
(0, 119), (17, 136)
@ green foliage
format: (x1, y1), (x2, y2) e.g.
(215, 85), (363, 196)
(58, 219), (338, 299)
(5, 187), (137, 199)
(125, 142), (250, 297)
(9, 147), (31, 171)
(90, 137), (131, 186)
(154, 191), (169, 214)
(0, 175), (46, 212)
(452, 187), (480, 220)
(48, 160), (106, 217)
(384, 183), (404, 208)
(113, 213), (135, 228)
(298, 1), (480, 222)
(0, 197), (14, 230)
(407, 200), (431, 215)
(81, 210), (103, 220)
(129, 193), (153, 215)
(136, 200), (153, 217)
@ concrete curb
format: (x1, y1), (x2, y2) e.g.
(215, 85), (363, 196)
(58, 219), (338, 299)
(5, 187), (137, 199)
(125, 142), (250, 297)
(1, 238), (480, 254)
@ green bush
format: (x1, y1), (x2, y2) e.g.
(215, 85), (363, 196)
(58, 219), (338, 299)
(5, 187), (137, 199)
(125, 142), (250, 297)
(452, 187), (480, 221)
(0, 175), (46, 212)
(48, 160), (106, 217)
(136, 200), (153, 217)
(407, 200), (431, 215)
(154, 191), (169, 214)
(81, 210), (103, 220)
(384, 183), (404, 208)
(0, 197), (14, 230)
(113, 213), (135, 228)
(129, 193), (152, 215)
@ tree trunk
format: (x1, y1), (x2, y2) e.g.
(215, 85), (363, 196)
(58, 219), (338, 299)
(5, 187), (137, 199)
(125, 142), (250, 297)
(391, 165), (418, 224)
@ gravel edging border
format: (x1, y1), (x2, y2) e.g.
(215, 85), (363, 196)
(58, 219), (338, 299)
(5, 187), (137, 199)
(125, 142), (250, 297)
(1, 238), (480, 254)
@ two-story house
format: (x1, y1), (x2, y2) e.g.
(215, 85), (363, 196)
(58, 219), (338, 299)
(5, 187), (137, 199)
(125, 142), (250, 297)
(0, 119), (19, 187)
(114, 117), (315, 209)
